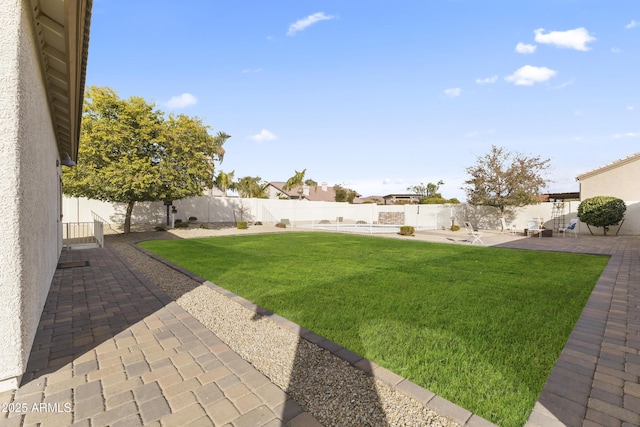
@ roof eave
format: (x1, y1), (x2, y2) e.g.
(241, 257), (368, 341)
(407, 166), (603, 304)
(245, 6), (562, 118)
(28, 0), (92, 161)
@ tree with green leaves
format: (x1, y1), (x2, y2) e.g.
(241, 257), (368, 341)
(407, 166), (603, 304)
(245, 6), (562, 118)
(463, 145), (551, 218)
(334, 184), (358, 203)
(62, 86), (230, 233)
(234, 176), (267, 198)
(282, 169), (307, 193)
(214, 170), (235, 196)
(407, 180), (444, 198)
(282, 169), (320, 199)
(578, 196), (626, 235)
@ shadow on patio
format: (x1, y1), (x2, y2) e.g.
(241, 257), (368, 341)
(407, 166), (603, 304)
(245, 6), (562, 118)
(2, 242), (321, 426)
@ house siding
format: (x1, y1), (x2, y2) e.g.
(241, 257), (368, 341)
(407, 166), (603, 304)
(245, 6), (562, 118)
(578, 155), (640, 201)
(0, 0), (62, 390)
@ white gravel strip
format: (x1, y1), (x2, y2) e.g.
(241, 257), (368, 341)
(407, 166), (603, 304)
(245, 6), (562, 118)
(107, 225), (468, 427)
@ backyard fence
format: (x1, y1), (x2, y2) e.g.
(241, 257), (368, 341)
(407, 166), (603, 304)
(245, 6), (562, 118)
(62, 195), (640, 236)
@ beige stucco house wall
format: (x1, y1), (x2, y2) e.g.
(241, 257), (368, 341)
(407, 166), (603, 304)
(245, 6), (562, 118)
(575, 152), (640, 235)
(0, 0), (91, 391)
(577, 152), (640, 201)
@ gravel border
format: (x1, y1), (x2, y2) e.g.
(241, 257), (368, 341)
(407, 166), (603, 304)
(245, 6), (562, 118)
(107, 226), (483, 427)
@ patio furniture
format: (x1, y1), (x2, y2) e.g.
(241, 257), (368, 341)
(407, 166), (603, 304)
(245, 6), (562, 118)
(526, 220), (543, 238)
(500, 217), (517, 234)
(464, 221), (484, 245)
(559, 218), (578, 238)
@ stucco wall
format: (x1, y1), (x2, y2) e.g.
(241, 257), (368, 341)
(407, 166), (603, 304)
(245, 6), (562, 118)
(579, 158), (640, 201)
(0, 0), (62, 389)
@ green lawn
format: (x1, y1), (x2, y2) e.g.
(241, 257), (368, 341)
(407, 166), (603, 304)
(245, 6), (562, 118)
(139, 232), (608, 427)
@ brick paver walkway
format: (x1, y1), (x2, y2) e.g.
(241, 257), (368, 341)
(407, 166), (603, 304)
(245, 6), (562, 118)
(493, 235), (640, 427)
(0, 246), (320, 427)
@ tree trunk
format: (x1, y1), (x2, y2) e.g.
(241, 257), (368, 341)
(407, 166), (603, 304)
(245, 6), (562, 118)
(124, 200), (135, 234)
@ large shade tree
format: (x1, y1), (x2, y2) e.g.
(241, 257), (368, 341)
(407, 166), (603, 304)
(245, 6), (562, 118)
(463, 145), (551, 218)
(63, 86), (230, 233)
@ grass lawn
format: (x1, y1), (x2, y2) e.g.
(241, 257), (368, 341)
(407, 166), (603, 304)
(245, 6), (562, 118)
(140, 232), (608, 426)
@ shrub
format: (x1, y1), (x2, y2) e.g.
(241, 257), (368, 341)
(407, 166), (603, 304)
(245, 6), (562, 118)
(237, 221), (248, 229)
(399, 226), (415, 236)
(174, 222), (189, 228)
(419, 196), (447, 204)
(175, 219), (182, 224)
(200, 223), (211, 229)
(255, 221), (263, 226)
(276, 222), (287, 228)
(154, 225), (167, 232)
(577, 196), (626, 235)
(451, 225), (460, 231)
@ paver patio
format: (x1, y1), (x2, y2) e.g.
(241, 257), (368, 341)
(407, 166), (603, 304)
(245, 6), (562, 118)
(0, 245), (320, 427)
(0, 229), (638, 426)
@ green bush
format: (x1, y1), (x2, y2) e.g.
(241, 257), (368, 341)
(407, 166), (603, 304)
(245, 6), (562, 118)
(419, 197), (461, 205)
(237, 221), (248, 230)
(419, 196), (447, 204)
(174, 222), (189, 228)
(399, 226), (415, 236)
(577, 196), (626, 235)
(451, 225), (460, 231)
(276, 222), (287, 228)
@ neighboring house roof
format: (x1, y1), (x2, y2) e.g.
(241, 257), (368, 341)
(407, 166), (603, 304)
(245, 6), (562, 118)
(539, 192), (581, 202)
(267, 182), (337, 202)
(28, 0), (92, 161)
(576, 152), (640, 181)
(353, 196), (384, 204)
(382, 194), (421, 204)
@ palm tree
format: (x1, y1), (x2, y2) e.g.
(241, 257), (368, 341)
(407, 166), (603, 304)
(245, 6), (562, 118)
(283, 169), (316, 199)
(235, 176), (267, 198)
(282, 169), (306, 192)
(214, 170), (235, 196)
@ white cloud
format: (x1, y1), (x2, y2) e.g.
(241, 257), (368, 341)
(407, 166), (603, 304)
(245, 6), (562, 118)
(626, 20), (639, 29)
(382, 178), (405, 185)
(505, 65), (557, 86)
(627, 106), (635, 111)
(163, 93), (197, 109)
(515, 42), (537, 54)
(287, 12), (334, 36)
(444, 87), (462, 97)
(613, 132), (639, 139)
(534, 27), (596, 51)
(250, 129), (277, 142)
(476, 76), (498, 85)
(242, 68), (263, 73)
(554, 79), (574, 89)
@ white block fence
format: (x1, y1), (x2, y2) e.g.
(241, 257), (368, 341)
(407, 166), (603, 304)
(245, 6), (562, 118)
(62, 196), (640, 236)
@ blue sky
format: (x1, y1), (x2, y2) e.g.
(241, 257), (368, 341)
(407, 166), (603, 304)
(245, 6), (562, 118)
(86, 1), (639, 200)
